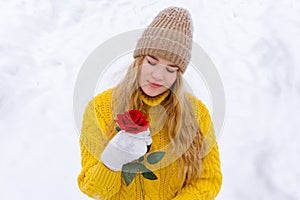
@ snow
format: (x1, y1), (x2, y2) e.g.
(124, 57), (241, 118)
(0, 0), (300, 199)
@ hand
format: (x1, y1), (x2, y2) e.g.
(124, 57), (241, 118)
(101, 129), (152, 171)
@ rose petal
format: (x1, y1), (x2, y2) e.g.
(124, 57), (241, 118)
(129, 110), (142, 124)
(115, 110), (149, 134)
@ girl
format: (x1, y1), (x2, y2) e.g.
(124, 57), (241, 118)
(78, 7), (222, 200)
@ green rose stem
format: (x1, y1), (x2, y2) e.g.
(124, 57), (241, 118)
(139, 172), (145, 200)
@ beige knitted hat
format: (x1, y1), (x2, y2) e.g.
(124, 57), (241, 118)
(133, 7), (193, 73)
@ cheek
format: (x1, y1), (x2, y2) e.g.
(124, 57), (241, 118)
(166, 74), (177, 87)
(139, 65), (147, 85)
(140, 65), (152, 78)
(138, 71), (143, 86)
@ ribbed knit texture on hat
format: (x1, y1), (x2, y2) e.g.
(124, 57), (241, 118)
(133, 7), (193, 73)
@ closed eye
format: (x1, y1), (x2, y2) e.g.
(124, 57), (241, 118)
(166, 68), (177, 73)
(147, 60), (156, 66)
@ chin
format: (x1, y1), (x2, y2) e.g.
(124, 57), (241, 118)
(144, 90), (159, 97)
(142, 86), (165, 97)
(147, 92), (160, 97)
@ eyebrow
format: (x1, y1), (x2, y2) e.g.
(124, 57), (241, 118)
(147, 55), (179, 68)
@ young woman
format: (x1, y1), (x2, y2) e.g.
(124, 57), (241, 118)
(78, 7), (222, 200)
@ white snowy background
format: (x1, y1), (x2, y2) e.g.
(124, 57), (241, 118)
(1, 0), (300, 199)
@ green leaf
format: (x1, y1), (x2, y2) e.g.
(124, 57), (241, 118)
(122, 171), (136, 186)
(122, 162), (146, 186)
(116, 126), (121, 131)
(122, 162), (144, 173)
(147, 151), (166, 164)
(142, 171), (158, 180)
(138, 156), (144, 162)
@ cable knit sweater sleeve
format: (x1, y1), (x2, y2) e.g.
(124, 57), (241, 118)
(172, 99), (223, 200)
(77, 97), (122, 199)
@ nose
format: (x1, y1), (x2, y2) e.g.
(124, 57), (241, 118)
(151, 65), (164, 81)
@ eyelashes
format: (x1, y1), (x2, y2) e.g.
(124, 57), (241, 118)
(147, 60), (156, 66)
(147, 60), (176, 73)
(166, 68), (176, 73)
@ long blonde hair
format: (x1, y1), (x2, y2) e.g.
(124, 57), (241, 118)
(106, 56), (205, 183)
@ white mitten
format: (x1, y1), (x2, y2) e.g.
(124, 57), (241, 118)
(101, 129), (152, 171)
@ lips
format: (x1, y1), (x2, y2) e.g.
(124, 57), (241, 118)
(149, 82), (162, 88)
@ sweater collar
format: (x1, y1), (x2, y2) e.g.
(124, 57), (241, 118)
(139, 89), (170, 106)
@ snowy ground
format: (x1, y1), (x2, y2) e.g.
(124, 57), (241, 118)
(0, 0), (300, 199)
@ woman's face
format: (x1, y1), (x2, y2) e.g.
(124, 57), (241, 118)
(139, 55), (179, 97)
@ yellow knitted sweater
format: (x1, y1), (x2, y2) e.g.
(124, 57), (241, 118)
(77, 89), (222, 200)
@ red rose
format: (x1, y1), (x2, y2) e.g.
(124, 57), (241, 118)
(116, 110), (149, 134)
